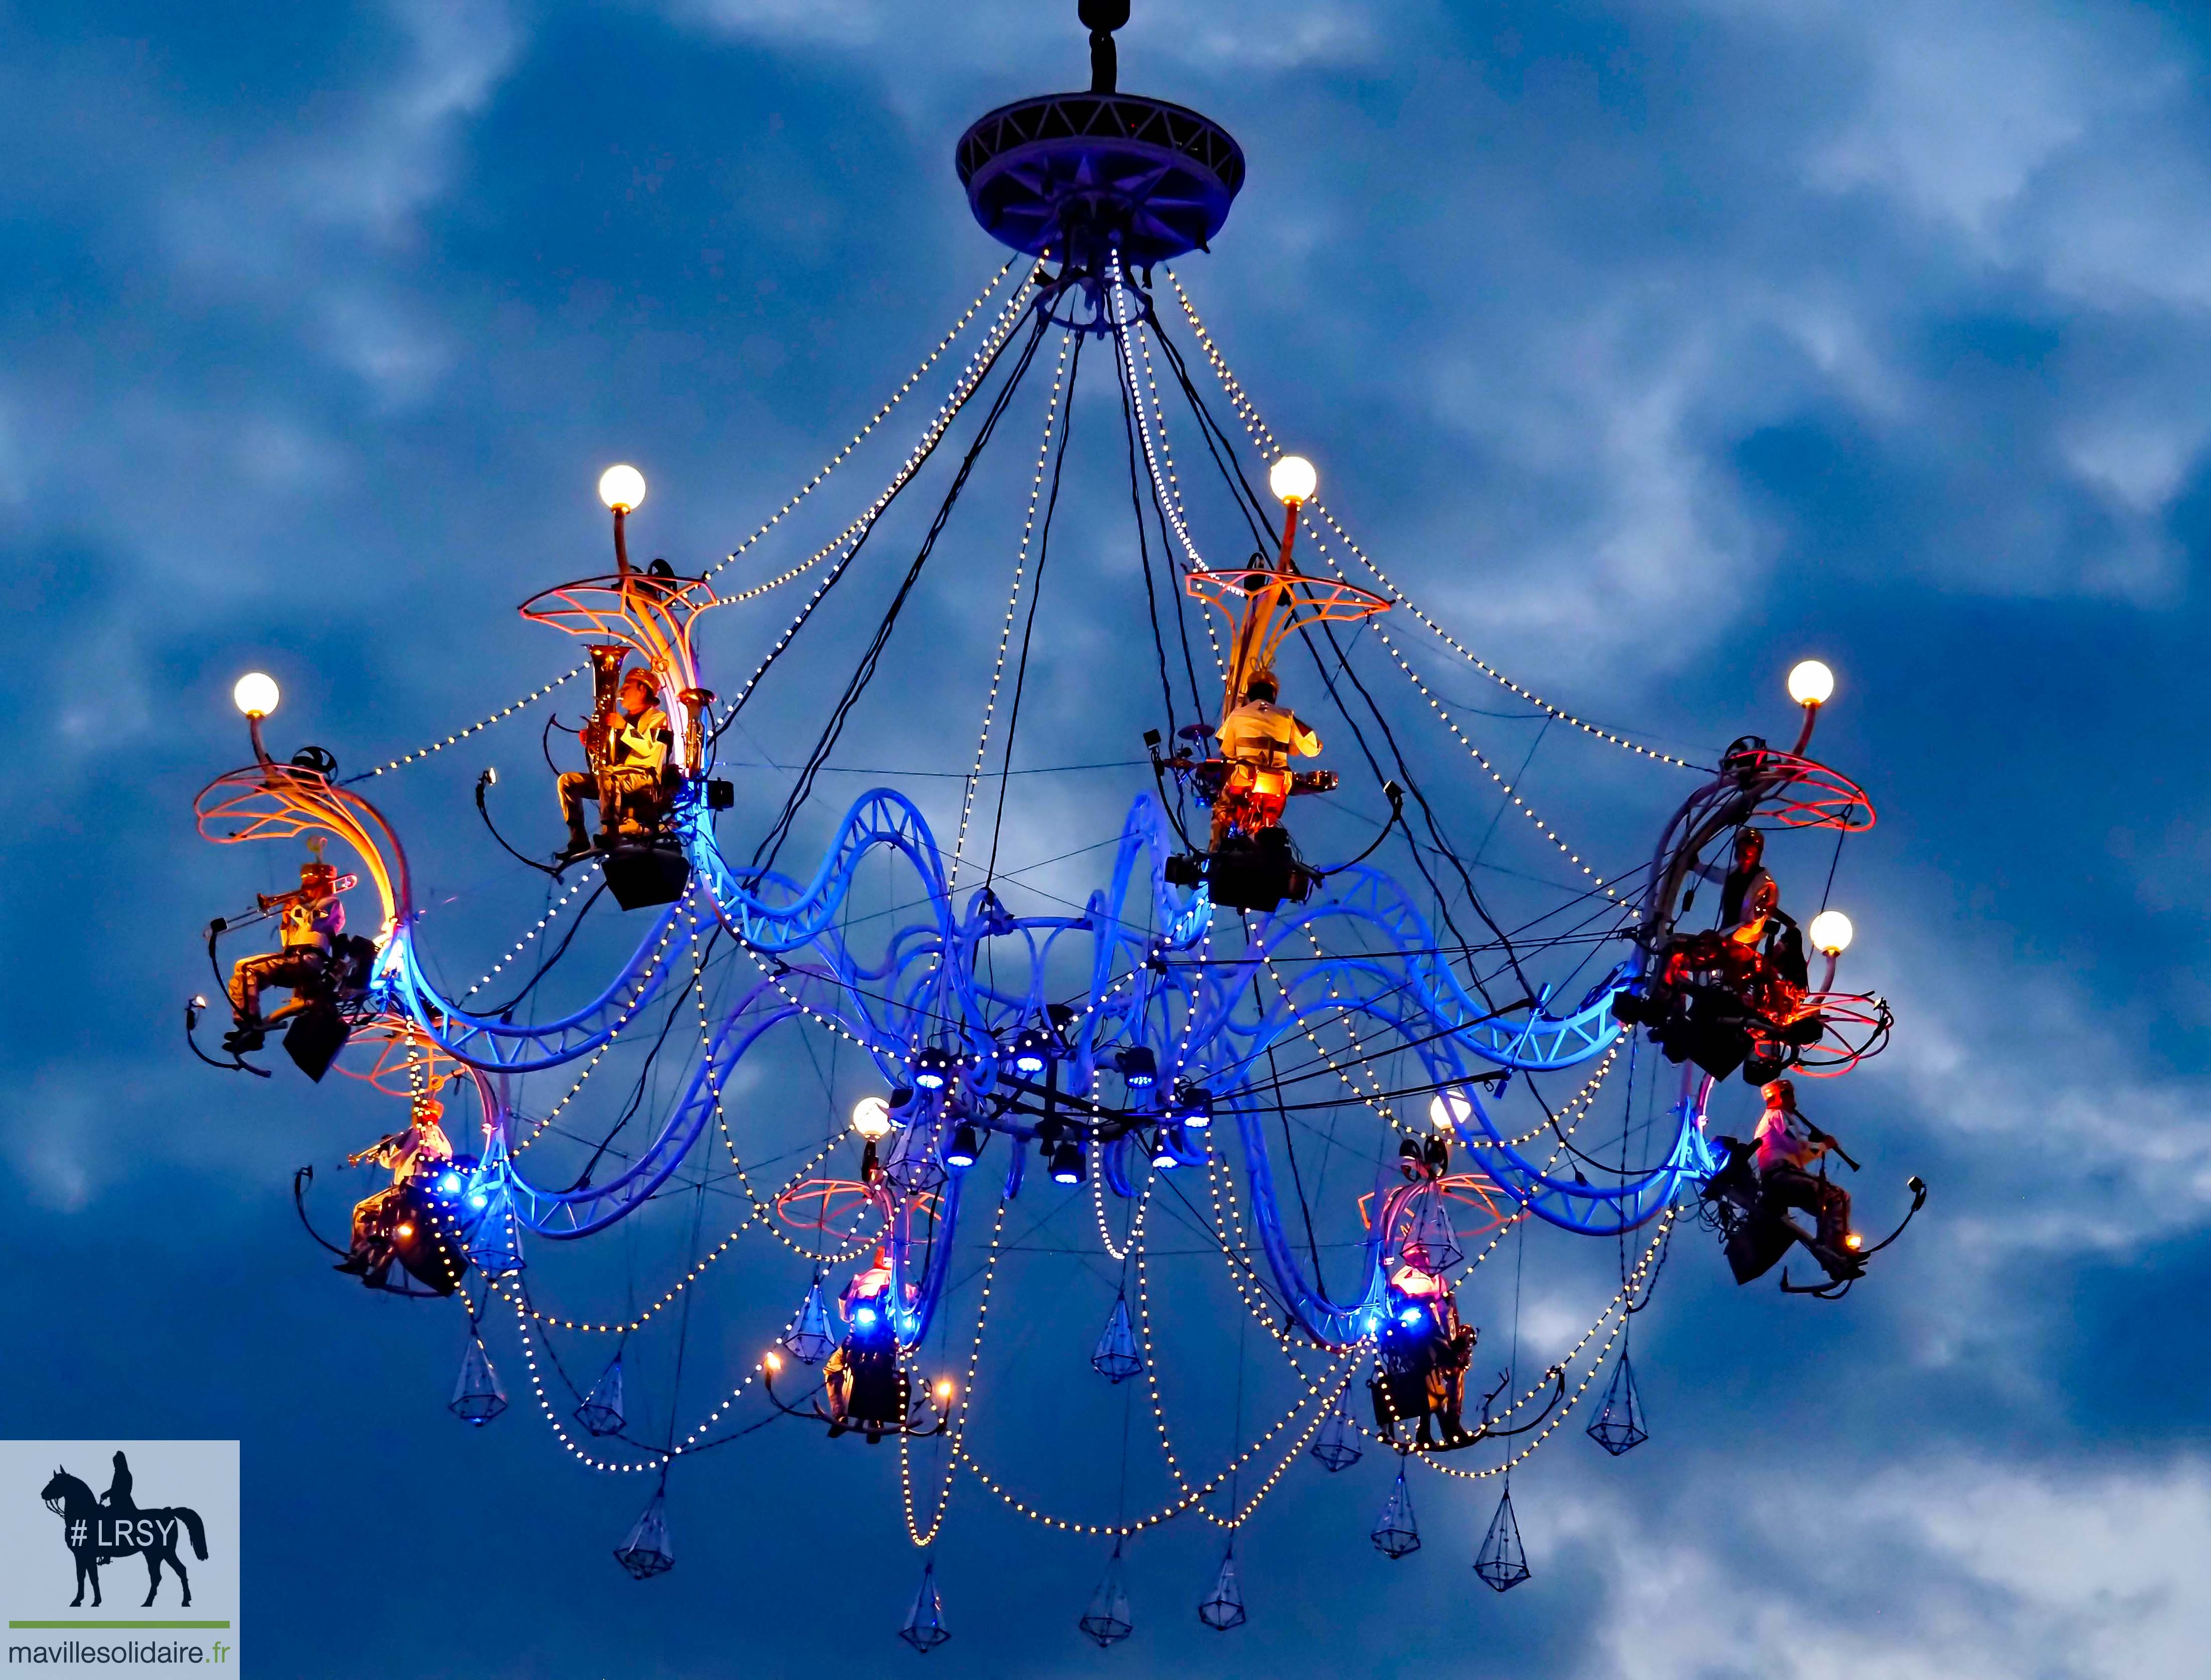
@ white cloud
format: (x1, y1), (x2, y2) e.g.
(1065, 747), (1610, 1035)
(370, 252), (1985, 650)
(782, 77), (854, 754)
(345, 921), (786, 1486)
(666, 0), (1376, 76)
(1571, 1456), (2211, 1680)
(1803, 3), (2103, 240)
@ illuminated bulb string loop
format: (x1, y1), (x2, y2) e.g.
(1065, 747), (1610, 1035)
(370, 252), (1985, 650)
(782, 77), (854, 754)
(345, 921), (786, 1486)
(1164, 267), (1700, 770)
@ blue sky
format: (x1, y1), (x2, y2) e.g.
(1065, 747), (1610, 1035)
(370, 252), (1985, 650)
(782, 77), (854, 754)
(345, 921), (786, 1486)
(7, 1), (2211, 1675)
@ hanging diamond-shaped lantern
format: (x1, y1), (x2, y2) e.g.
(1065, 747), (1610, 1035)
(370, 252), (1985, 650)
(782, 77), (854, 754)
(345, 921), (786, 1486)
(1196, 1546), (1246, 1631)
(1371, 1466), (1421, 1559)
(1077, 1542), (1134, 1647)
(466, 1185), (526, 1279)
(1091, 1294), (1142, 1383)
(1474, 1486), (1531, 1592)
(1586, 1350), (1649, 1456)
(574, 1352), (626, 1436)
(448, 1335), (507, 1425)
(899, 1558), (952, 1654)
(882, 1119), (947, 1198)
(1310, 1398), (1363, 1472)
(780, 1278), (836, 1367)
(613, 1482), (674, 1579)
(1400, 1186), (1462, 1275)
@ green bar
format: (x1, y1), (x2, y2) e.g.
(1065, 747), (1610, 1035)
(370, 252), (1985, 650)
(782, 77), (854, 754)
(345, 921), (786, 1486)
(8, 1620), (232, 1629)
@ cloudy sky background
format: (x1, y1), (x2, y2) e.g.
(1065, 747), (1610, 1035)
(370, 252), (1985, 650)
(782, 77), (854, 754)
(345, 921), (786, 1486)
(5, 0), (2210, 1674)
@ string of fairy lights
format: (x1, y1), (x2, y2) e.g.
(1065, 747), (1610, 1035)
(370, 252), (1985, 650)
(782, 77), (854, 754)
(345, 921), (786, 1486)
(702, 259), (1021, 589)
(457, 860), (601, 1003)
(715, 275), (1043, 725)
(506, 889), (698, 1153)
(350, 265), (1023, 788)
(946, 330), (1074, 891)
(1148, 278), (1640, 901)
(1164, 267), (1702, 772)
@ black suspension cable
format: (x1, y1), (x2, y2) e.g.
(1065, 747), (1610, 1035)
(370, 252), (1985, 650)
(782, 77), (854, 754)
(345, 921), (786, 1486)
(477, 881), (608, 1018)
(1145, 307), (1537, 1002)
(1114, 322), (1186, 736)
(985, 332), (1084, 888)
(565, 923), (720, 1191)
(748, 309), (1056, 877)
(713, 290), (1045, 746)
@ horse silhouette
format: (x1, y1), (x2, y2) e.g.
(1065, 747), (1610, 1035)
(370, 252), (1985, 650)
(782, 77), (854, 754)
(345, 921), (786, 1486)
(38, 1467), (208, 1609)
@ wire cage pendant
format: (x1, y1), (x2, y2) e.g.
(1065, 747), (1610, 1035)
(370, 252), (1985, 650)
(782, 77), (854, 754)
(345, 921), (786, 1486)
(1371, 1465), (1421, 1559)
(1586, 1350), (1649, 1456)
(1196, 1545), (1246, 1631)
(1077, 1541), (1134, 1648)
(1474, 1486), (1531, 1592)
(780, 1277), (836, 1367)
(448, 1335), (507, 1425)
(574, 1351), (626, 1436)
(466, 1187), (526, 1279)
(1091, 1293), (1142, 1383)
(1310, 1398), (1363, 1472)
(900, 1558), (952, 1654)
(1401, 1186), (1463, 1274)
(882, 1120), (948, 1198)
(612, 1480), (674, 1580)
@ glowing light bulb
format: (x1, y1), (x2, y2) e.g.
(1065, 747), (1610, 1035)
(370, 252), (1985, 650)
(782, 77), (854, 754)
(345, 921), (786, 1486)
(1843, 1232), (1863, 1251)
(934, 1379), (955, 1402)
(233, 672), (279, 718)
(1807, 909), (1854, 957)
(851, 1096), (892, 1139)
(1269, 454), (1317, 505)
(1787, 660), (1835, 707)
(764, 1350), (782, 1372)
(1427, 1091), (1471, 1132)
(598, 464), (647, 513)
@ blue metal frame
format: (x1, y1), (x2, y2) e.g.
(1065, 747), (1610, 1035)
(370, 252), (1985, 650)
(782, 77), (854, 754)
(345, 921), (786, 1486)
(368, 788), (1699, 1352)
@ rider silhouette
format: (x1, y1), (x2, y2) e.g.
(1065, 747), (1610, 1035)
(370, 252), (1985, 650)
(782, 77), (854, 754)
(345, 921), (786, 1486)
(98, 1451), (134, 1515)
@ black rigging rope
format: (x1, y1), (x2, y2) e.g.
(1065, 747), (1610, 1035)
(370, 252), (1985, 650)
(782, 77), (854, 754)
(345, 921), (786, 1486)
(711, 285), (1045, 750)
(477, 880), (608, 1019)
(1114, 322), (1188, 739)
(1145, 306), (1540, 1001)
(747, 308), (1056, 878)
(985, 331), (1084, 889)
(564, 922), (720, 1191)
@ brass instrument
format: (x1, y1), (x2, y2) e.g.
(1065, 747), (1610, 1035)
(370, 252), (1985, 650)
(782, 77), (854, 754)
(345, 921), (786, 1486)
(582, 643), (629, 809)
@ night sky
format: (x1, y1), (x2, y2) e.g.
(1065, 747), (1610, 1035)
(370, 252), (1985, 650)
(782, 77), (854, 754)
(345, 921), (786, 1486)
(7, 2), (2211, 1675)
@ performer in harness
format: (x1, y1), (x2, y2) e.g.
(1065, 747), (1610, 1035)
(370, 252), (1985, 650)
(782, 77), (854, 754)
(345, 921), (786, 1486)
(337, 1094), (466, 1294)
(824, 1246), (911, 1441)
(223, 853), (352, 1055)
(1211, 670), (1322, 849)
(1750, 1078), (1854, 1259)
(557, 663), (673, 863)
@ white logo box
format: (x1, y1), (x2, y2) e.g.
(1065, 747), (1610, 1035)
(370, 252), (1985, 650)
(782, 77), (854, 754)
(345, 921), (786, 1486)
(0, 1441), (240, 1676)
